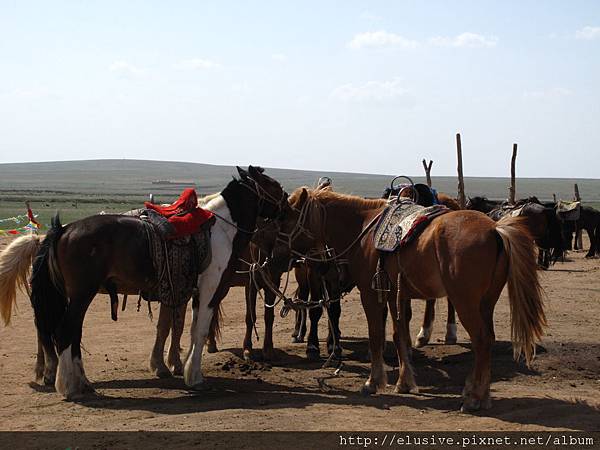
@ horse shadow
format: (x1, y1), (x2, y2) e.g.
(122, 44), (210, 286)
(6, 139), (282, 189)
(58, 339), (600, 430)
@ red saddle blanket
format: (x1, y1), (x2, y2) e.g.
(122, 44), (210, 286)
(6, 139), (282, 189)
(144, 188), (214, 238)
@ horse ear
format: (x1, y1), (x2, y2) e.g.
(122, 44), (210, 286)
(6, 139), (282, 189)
(248, 165), (265, 178)
(236, 166), (248, 180)
(297, 188), (309, 207)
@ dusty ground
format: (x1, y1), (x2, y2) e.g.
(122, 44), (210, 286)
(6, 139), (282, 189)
(0, 235), (599, 433)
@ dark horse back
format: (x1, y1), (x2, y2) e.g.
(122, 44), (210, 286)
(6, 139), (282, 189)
(30, 214), (155, 337)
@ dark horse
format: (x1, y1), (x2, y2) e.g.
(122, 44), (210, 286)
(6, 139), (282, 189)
(4, 166), (288, 399)
(466, 196), (565, 268)
(562, 205), (600, 257)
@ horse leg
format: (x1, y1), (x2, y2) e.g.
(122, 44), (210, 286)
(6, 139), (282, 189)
(360, 291), (387, 396)
(586, 227), (597, 258)
(326, 300), (342, 358)
(36, 330), (58, 386)
(292, 281), (309, 343)
(306, 306), (323, 360)
(262, 290), (276, 361)
(416, 299), (436, 347)
(149, 303), (173, 378)
(445, 299), (458, 344)
(167, 303), (187, 376)
(450, 293), (496, 412)
(55, 291), (96, 400)
(389, 297), (418, 394)
(242, 282), (257, 361)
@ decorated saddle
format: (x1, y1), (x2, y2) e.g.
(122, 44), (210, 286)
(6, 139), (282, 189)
(127, 189), (216, 308)
(144, 188), (214, 239)
(374, 199), (450, 252)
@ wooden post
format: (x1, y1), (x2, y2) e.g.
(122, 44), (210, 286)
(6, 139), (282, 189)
(508, 143), (517, 204)
(574, 183), (583, 250)
(422, 159), (433, 187)
(456, 133), (466, 209)
(552, 193), (557, 203)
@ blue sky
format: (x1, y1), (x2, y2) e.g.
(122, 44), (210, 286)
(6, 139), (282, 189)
(1, 1), (599, 177)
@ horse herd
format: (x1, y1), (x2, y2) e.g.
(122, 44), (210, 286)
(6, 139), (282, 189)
(0, 166), (592, 412)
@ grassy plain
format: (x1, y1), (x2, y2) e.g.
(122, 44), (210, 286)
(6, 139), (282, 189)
(1, 159), (599, 229)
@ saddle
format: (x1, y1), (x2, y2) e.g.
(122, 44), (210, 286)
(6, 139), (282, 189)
(134, 188), (216, 308)
(374, 199), (449, 252)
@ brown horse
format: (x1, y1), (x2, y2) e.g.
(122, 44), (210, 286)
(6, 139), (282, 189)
(399, 184), (460, 348)
(280, 187), (546, 411)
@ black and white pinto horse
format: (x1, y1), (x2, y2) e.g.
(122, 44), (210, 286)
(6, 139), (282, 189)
(0, 166), (288, 399)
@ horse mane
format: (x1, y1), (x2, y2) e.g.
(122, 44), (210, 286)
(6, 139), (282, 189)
(198, 192), (220, 206)
(290, 186), (387, 211)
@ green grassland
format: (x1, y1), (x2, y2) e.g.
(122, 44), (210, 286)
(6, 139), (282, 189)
(1, 159), (599, 230)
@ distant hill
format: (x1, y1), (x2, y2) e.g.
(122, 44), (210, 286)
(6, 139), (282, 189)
(0, 159), (599, 202)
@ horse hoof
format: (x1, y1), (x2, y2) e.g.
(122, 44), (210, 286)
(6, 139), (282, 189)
(43, 375), (56, 387)
(444, 337), (457, 345)
(171, 366), (184, 377)
(306, 345), (320, 361)
(460, 398), (481, 413)
(155, 368), (173, 379)
(360, 383), (377, 397)
(395, 384), (419, 394)
(243, 349), (253, 362)
(415, 338), (428, 348)
(292, 336), (304, 343)
(206, 343), (218, 354)
(262, 349), (274, 362)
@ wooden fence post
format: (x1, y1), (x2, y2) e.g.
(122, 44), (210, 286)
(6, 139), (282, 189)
(508, 143), (517, 204)
(456, 133), (466, 209)
(422, 159), (433, 187)
(552, 193), (557, 203)
(574, 183), (583, 250)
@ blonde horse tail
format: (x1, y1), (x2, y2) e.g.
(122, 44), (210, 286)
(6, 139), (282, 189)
(0, 234), (42, 325)
(495, 215), (547, 367)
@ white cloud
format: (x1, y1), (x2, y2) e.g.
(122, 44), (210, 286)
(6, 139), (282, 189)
(109, 61), (145, 78)
(348, 31), (418, 50)
(331, 78), (413, 104)
(575, 26), (600, 40)
(271, 53), (287, 62)
(524, 87), (572, 99)
(176, 58), (222, 70)
(430, 32), (498, 48)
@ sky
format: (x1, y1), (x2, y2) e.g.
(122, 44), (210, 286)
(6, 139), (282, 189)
(1, 0), (599, 177)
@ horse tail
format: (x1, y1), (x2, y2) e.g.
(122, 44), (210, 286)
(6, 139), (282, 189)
(0, 234), (42, 325)
(30, 214), (67, 335)
(495, 215), (547, 367)
(208, 302), (223, 343)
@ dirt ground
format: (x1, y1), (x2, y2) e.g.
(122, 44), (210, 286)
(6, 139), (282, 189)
(0, 235), (599, 433)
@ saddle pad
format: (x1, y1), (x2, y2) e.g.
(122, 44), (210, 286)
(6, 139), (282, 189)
(374, 199), (449, 252)
(557, 200), (581, 221)
(142, 220), (212, 307)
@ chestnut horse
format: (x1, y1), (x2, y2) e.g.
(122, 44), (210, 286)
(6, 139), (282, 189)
(388, 184), (461, 347)
(280, 187), (546, 411)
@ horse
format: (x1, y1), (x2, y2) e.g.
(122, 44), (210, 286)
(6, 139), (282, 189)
(467, 196), (565, 268)
(279, 187), (546, 411)
(562, 205), (600, 257)
(289, 252), (354, 361)
(382, 183), (460, 347)
(0, 166), (288, 399)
